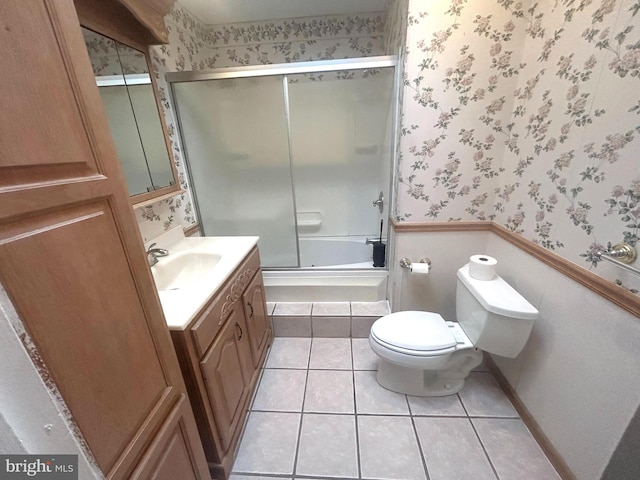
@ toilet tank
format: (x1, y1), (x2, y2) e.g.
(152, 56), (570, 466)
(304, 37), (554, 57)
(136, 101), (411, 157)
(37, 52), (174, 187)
(456, 264), (538, 358)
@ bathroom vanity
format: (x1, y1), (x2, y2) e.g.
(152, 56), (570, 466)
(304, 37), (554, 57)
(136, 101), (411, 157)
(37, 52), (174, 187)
(152, 234), (272, 479)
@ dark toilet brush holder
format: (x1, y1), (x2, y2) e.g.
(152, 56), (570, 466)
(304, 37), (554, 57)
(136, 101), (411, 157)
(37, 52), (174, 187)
(372, 242), (386, 267)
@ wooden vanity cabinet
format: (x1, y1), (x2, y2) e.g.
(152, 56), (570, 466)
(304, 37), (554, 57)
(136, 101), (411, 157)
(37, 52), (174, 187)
(243, 273), (271, 367)
(171, 247), (273, 480)
(200, 308), (253, 452)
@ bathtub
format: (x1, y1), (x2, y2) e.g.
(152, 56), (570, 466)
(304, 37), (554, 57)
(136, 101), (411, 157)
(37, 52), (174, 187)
(262, 236), (388, 302)
(298, 236), (378, 268)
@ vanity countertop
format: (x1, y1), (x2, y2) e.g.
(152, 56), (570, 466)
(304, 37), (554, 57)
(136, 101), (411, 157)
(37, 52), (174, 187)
(148, 231), (259, 330)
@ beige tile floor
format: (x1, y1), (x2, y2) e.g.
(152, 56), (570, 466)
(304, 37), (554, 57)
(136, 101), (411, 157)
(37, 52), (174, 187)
(268, 301), (389, 338)
(230, 337), (561, 480)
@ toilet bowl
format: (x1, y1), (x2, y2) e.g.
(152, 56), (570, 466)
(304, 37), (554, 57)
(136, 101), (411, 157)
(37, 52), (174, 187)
(369, 264), (538, 396)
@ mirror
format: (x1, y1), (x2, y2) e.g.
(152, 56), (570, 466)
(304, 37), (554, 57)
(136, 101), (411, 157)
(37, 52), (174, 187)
(81, 27), (178, 201)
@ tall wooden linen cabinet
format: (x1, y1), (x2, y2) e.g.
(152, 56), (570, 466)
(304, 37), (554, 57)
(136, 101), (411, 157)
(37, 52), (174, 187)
(0, 1), (210, 478)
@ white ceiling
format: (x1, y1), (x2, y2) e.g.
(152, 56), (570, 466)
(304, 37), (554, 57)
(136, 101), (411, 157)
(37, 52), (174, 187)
(179, 0), (387, 25)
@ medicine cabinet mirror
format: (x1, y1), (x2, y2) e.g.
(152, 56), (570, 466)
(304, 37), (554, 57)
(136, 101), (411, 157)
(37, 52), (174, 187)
(81, 27), (180, 204)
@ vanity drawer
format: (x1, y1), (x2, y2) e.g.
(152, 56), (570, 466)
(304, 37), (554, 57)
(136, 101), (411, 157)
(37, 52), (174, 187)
(191, 248), (261, 357)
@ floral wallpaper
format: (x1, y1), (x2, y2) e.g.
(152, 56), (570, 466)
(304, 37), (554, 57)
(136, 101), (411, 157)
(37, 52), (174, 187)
(82, 29), (147, 76)
(393, 0), (640, 291)
(158, 8), (385, 68)
(384, 0), (409, 56)
(135, 3), (386, 241)
(135, 0), (639, 291)
(395, 0), (525, 222)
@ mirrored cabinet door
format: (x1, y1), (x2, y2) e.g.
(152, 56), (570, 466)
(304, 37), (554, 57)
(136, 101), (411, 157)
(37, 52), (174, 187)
(118, 39), (176, 191)
(81, 27), (178, 201)
(127, 85), (175, 189)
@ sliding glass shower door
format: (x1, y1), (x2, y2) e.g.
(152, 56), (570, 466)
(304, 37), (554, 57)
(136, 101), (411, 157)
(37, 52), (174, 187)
(170, 58), (396, 269)
(287, 70), (394, 261)
(172, 76), (299, 267)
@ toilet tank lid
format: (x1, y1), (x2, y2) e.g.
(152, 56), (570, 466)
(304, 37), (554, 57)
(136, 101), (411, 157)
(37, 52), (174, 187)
(457, 265), (539, 320)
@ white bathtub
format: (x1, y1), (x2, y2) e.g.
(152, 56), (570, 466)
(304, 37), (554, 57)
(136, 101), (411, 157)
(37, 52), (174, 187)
(298, 236), (379, 268)
(263, 269), (388, 302)
(262, 236), (388, 301)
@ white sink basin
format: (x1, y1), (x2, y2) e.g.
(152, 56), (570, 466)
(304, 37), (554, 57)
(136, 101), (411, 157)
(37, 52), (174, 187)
(151, 250), (222, 291)
(146, 231), (259, 330)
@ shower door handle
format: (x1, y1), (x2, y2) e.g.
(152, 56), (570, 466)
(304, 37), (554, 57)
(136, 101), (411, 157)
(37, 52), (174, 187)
(372, 191), (384, 213)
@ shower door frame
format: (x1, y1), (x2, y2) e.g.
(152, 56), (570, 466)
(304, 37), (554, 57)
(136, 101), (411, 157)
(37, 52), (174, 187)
(167, 55), (399, 271)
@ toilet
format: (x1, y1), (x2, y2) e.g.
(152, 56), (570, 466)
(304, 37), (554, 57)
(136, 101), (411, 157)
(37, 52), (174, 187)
(369, 263), (538, 396)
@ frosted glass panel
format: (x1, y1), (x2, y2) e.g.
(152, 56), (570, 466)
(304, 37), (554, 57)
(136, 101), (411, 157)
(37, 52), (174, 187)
(287, 69), (394, 246)
(173, 76), (298, 267)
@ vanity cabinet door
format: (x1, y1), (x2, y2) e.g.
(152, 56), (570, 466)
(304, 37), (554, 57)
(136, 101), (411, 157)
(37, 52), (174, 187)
(129, 395), (201, 480)
(200, 308), (252, 452)
(242, 273), (271, 367)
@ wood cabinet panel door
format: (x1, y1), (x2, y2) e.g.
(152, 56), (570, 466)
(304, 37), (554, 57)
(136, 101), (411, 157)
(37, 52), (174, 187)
(199, 310), (251, 452)
(0, 1), (208, 478)
(242, 274), (271, 367)
(129, 396), (201, 480)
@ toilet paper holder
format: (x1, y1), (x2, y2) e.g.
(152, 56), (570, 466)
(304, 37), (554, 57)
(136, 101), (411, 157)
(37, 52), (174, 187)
(399, 257), (431, 268)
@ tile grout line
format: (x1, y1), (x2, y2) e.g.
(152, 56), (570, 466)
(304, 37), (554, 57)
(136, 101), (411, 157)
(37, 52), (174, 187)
(459, 392), (501, 480)
(467, 416), (502, 480)
(410, 414), (432, 480)
(230, 473), (290, 479)
(248, 365), (267, 411)
(246, 408), (494, 419)
(264, 366), (377, 371)
(350, 338), (363, 479)
(310, 302), (314, 337)
(230, 471), (286, 478)
(290, 337), (313, 478)
(294, 475), (358, 480)
(458, 391), (470, 417)
(468, 415), (523, 419)
(402, 387), (432, 480)
(305, 336), (312, 369)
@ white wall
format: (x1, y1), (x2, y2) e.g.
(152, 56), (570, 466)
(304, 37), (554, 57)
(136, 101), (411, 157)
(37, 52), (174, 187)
(391, 230), (492, 316)
(391, 230), (640, 480)
(0, 288), (103, 479)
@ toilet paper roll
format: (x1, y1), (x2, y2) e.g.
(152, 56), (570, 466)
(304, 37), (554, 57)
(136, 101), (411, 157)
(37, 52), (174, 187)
(410, 262), (430, 275)
(468, 254), (497, 280)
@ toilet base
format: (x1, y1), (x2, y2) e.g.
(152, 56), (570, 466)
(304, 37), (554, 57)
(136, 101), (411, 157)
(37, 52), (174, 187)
(375, 348), (483, 397)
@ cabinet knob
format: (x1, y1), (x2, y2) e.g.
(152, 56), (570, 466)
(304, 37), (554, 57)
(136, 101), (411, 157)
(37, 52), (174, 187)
(247, 302), (254, 318)
(235, 322), (243, 340)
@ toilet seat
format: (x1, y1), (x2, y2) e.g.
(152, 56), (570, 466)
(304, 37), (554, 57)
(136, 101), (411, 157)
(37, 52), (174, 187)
(370, 311), (457, 356)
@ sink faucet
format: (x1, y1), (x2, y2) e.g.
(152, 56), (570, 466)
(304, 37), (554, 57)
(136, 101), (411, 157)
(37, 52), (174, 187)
(146, 243), (169, 266)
